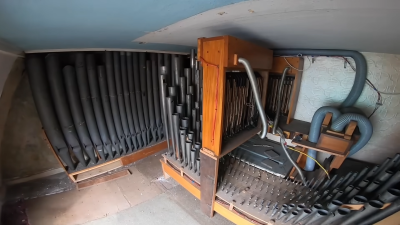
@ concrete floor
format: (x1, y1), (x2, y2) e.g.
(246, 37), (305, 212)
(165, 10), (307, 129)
(23, 150), (234, 225)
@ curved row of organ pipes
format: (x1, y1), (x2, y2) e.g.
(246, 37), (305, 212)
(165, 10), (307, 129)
(27, 51), (201, 172)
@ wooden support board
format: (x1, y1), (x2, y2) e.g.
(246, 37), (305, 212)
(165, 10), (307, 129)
(70, 159), (123, 182)
(76, 169), (130, 189)
(162, 153), (200, 184)
(160, 159), (201, 199)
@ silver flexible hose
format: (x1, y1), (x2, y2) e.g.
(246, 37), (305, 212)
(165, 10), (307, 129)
(272, 67), (290, 135)
(238, 57), (268, 139)
(276, 127), (307, 185)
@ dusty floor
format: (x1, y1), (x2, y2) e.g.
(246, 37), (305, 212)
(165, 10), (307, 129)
(21, 150), (234, 225)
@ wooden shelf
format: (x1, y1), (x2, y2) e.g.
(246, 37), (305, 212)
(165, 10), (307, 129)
(292, 138), (348, 157)
(219, 126), (261, 158)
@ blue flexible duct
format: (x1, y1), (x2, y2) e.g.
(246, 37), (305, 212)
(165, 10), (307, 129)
(331, 113), (373, 156)
(274, 49), (367, 108)
(306, 107), (341, 171)
(275, 49), (369, 170)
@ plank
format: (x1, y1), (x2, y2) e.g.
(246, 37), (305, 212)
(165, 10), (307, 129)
(292, 140), (347, 156)
(213, 202), (257, 225)
(73, 160), (123, 182)
(76, 170), (130, 189)
(120, 140), (168, 165)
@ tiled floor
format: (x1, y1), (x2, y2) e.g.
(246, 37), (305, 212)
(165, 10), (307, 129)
(23, 150), (234, 225)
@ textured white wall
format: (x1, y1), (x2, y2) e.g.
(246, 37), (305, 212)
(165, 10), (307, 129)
(293, 53), (400, 163)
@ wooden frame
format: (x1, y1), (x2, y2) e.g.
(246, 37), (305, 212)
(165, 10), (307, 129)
(198, 35), (273, 158)
(197, 35), (273, 218)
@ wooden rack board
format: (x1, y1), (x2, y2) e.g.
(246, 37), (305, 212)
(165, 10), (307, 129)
(43, 129), (168, 183)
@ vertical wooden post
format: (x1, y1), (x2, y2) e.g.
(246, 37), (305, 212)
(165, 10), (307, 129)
(200, 151), (219, 217)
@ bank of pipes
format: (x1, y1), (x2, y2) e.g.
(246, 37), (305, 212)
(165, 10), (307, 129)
(216, 151), (400, 225)
(266, 75), (294, 117)
(161, 49), (203, 176)
(222, 72), (263, 140)
(27, 50), (201, 172)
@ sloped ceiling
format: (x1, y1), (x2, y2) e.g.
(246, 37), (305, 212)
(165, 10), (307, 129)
(0, 0), (244, 52)
(1, 0), (400, 53)
(136, 0), (400, 54)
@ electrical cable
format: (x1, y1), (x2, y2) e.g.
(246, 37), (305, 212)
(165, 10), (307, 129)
(283, 56), (311, 71)
(287, 146), (330, 179)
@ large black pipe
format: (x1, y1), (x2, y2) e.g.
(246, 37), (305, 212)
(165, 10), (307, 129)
(164, 54), (171, 86)
(180, 76), (187, 105)
(160, 71), (170, 153)
(86, 55), (115, 159)
(180, 128), (187, 165)
(172, 113), (181, 161)
(358, 197), (400, 225)
(75, 53), (108, 160)
(373, 170), (400, 197)
(139, 53), (151, 143)
(132, 53), (147, 146)
(63, 66), (97, 163)
(114, 52), (132, 153)
(105, 52), (127, 154)
(184, 68), (192, 91)
(45, 53), (86, 166)
(151, 53), (162, 140)
(126, 53), (142, 149)
(166, 97), (176, 158)
(120, 52), (137, 151)
(27, 54), (75, 170)
(97, 65), (120, 157)
(342, 200), (384, 225)
(146, 60), (156, 143)
(172, 55), (179, 86)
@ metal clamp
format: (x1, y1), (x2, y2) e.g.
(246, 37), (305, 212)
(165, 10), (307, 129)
(237, 57), (268, 139)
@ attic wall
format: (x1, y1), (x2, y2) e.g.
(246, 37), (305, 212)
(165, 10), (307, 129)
(294, 52), (400, 163)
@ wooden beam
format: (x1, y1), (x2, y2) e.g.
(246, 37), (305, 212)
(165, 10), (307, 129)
(121, 140), (168, 165)
(77, 170), (130, 189)
(213, 202), (256, 225)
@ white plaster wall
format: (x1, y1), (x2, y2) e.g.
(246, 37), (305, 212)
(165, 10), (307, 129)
(0, 52), (17, 97)
(293, 53), (400, 163)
